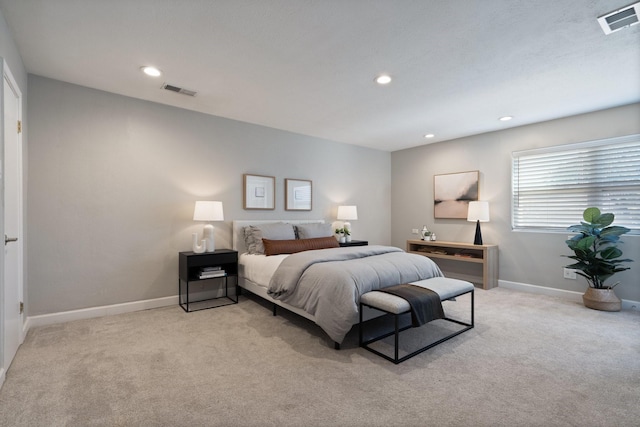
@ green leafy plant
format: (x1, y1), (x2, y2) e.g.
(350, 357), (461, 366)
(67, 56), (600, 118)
(335, 228), (345, 235)
(565, 207), (633, 289)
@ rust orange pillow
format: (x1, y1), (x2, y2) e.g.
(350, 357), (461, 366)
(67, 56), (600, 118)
(262, 236), (339, 256)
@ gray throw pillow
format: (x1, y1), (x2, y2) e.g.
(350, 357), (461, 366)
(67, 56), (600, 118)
(243, 223), (296, 254)
(296, 223), (332, 239)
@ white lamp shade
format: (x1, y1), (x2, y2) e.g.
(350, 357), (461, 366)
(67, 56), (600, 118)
(467, 201), (490, 222)
(337, 205), (358, 221)
(193, 201), (224, 221)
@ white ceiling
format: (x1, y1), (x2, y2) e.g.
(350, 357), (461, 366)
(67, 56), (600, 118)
(1, 0), (639, 152)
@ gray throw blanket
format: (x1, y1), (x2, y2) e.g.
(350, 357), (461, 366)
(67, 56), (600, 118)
(378, 284), (444, 326)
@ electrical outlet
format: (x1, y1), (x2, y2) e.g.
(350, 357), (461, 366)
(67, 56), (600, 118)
(563, 268), (577, 280)
(411, 228), (419, 234)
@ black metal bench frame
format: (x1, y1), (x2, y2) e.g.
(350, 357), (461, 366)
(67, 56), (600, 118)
(359, 289), (474, 364)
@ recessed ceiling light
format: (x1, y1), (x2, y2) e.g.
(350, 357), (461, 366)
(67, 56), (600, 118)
(499, 116), (513, 121)
(375, 74), (392, 85)
(141, 66), (162, 77)
(424, 134), (435, 139)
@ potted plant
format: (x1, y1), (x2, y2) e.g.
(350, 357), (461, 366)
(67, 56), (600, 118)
(335, 228), (346, 243)
(343, 227), (351, 242)
(420, 226), (432, 241)
(565, 207), (633, 311)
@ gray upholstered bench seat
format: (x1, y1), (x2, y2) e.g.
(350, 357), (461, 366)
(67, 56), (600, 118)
(359, 277), (474, 364)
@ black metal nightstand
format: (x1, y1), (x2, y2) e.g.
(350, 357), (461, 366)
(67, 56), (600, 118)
(178, 249), (238, 312)
(339, 240), (368, 247)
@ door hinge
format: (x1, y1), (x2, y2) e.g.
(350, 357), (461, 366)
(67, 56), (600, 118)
(17, 120), (22, 134)
(20, 301), (24, 314)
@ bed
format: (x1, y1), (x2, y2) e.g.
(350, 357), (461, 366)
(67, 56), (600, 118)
(232, 220), (443, 346)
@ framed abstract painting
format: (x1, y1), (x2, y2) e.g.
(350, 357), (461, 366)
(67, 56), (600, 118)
(285, 178), (312, 211)
(243, 174), (275, 210)
(434, 171), (479, 219)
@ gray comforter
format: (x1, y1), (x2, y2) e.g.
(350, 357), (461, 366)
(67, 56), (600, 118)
(267, 245), (443, 343)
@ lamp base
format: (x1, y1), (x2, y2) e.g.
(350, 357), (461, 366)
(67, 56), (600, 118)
(203, 224), (215, 252)
(473, 220), (483, 245)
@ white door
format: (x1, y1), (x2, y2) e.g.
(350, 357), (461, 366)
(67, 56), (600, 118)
(2, 63), (24, 372)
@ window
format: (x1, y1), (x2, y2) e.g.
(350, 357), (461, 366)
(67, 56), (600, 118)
(512, 134), (640, 233)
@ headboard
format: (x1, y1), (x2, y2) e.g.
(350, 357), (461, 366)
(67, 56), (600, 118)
(232, 219), (325, 254)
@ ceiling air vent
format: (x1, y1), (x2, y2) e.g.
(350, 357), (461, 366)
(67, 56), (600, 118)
(598, 2), (640, 34)
(161, 83), (197, 97)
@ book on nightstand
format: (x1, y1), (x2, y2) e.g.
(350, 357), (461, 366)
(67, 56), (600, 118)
(199, 267), (226, 279)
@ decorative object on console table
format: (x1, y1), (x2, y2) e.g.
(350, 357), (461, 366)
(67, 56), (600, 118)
(337, 205), (357, 242)
(339, 239), (368, 247)
(407, 239), (498, 289)
(193, 201), (224, 252)
(179, 249), (238, 312)
(335, 228), (346, 243)
(420, 225), (432, 241)
(467, 201), (490, 245)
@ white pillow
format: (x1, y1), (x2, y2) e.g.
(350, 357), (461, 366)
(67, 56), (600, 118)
(243, 223), (296, 254)
(296, 223), (332, 239)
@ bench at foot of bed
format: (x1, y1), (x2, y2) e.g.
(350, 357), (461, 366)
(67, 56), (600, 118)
(359, 277), (474, 364)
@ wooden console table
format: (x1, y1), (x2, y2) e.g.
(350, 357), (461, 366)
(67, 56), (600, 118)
(407, 240), (498, 289)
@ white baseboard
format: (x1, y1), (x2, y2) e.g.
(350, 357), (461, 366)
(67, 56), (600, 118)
(25, 295), (179, 330)
(498, 280), (640, 312)
(21, 281), (639, 334)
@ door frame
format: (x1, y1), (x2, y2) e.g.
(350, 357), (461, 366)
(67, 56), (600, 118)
(1, 58), (25, 387)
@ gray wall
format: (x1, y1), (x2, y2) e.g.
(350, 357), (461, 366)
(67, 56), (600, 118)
(391, 103), (640, 302)
(27, 76), (390, 315)
(23, 76), (640, 315)
(0, 9), (26, 91)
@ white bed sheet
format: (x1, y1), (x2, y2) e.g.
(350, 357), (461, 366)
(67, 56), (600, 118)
(239, 253), (288, 288)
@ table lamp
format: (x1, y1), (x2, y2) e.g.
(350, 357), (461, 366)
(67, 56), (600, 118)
(467, 201), (490, 245)
(337, 205), (358, 242)
(193, 201), (224, 252)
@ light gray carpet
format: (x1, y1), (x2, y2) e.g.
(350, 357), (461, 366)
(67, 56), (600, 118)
(1, 287), (638, 427)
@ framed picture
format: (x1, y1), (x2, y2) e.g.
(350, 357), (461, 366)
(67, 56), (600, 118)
(434, 170), (479, 219)
(243, 174), (275, 210)
(285, 178), (312, 211)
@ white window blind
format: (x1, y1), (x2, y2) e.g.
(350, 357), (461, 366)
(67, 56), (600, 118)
(512, 134), (640, 233)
